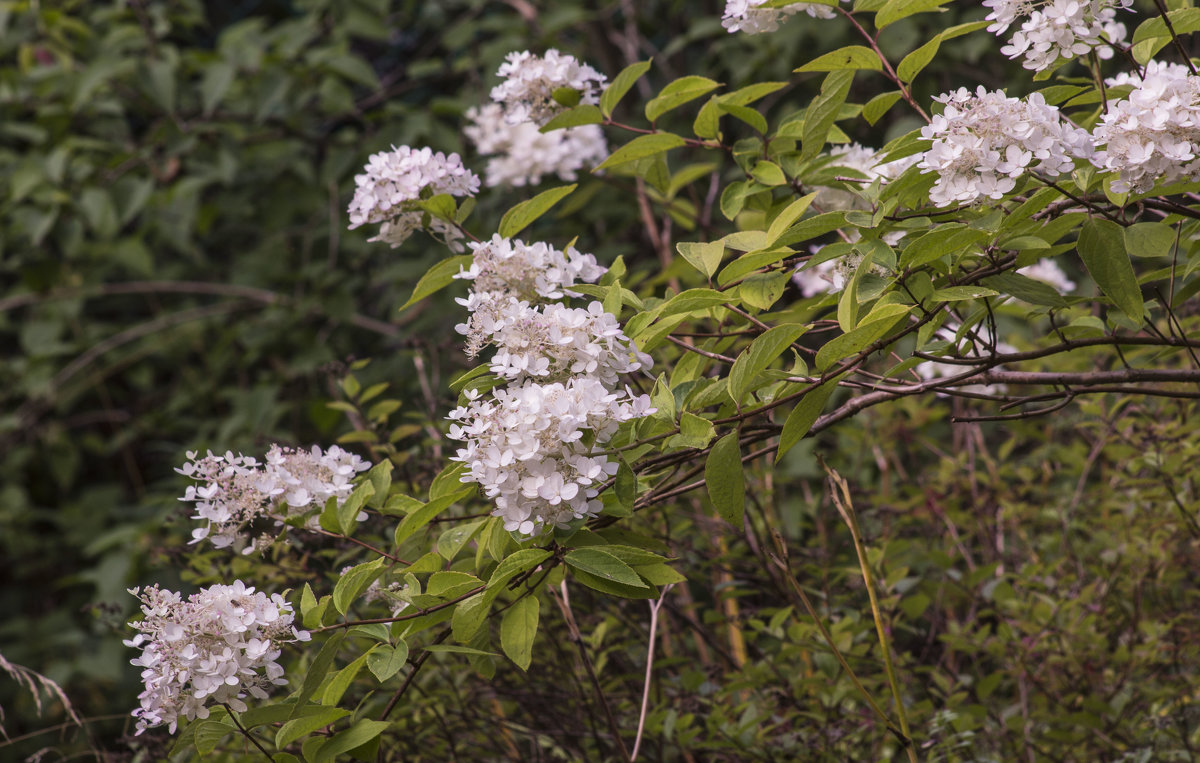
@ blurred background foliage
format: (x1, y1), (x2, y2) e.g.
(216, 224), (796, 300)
(2, 0), (1199, 760)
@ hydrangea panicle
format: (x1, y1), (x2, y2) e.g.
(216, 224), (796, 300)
(125, 581), (309, 735)
(464, 103), (607, 188)
(1091, 60), (1200, 193)
(454, 234), (605, 303)
(447, 379), (654, 535)
(347, 145), (480, 249)
(918, 87), (1091, 207)
(180, 445), (371, 553)
(490, 50), (607, 126)
(984, 0), (1133, 71)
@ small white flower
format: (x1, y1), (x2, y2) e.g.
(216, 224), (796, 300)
(984, 0), (1133, 72)
(1018, 258), (1076, 293)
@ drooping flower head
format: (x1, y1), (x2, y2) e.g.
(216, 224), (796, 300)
(125, 581), (310, 735)
(1091, 60), (1200, 193)
(918, 87), (1091, 207)
(179, 445), (371, 553)
(490, 50), (607, 127)
(347, 145), (480, 249)
(464, 103), (607, 188)
(447, 379), (654, 536)
(984, 0), (1132, 71)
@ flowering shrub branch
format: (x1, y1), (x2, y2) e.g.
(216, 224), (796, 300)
(118, 2), (1200, 759)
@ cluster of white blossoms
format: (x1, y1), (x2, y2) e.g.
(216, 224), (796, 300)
(448, 234), (653, 535)
(347, 145), (480, 249)
(464, 103), (607, 188)
(918, 87), (1092, 207)
(448, 380), (653, 535)
(457, 299), (653, 386)
(455, 234), (605, 302)
(490, 50), (607, 127)
(178, 445), (371, 553)
(984, 0), (1132, 71)
(722, 0), (846, 34)
(125, 581), (309, 735)
(1090, 60), (1200, 193)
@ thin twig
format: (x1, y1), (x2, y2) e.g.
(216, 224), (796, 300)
(630, 584), (672, 761)
(222, 703), (276, 762)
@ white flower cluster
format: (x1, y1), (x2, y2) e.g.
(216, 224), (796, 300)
(490, 50), (607, 127)
(455, 234), (605, 302)
(984, 0), (1131, 71)
(179, 445), (371, 553)
(722, 0), (846, 34)
(457, 298), (652, 386)
(125, 581), (309, 735)
(918, 87), (1091, 207)
(464, 103), (607, 188)
(448, 379), (653, 535)
(448, 236), (653, 535)
(1091, 60), (1200, 193)
(347, 145), (480, 249)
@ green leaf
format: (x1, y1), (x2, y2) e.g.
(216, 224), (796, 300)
(437, 519), (486, 561)
(321, 649), (374, 706)
(289, 632), (346, 719)
(801, 71), (854, 161)
(311, 720), (392, 763)
(928, 286), (999, 302)
(876, 0), (952, 28)
(498, 184), (578, 238)
(336, 480), (374, 536)
(569, 568), (658, 598)
(655, 288), (730, 318)
(729, 324), (810, 405)
(540, 104), (604, 132)
(897, 39), (939, 84)
(564, 548), (645, 586)
(777, 380), (838, 462)
(983, 273), (1067, 307)
(645, 76), (722, 122)
(399, 254), (473, 311)
(276, 708), (350, 748)
(677, 240), (725, 278)
(795, 45), (881, 72)
(200, 61), (235, 116)
(487, 549), (554, 595)
(600, 59), (652, 118)
(1124, 222), (1176, 259)
(551, 86), (582, 107)
(332, 557), (387, 616)
(451, 594), (490, 643)
(1078, 218), (1144, 323)
(394, 486), (474, 547)
(594, 133), (686, 171)
(500, 595), (539, 671)
(720, 102), (768, 133)
(367, 642), (410, 682)
(767, 192), (818, 246)
(706, 432), (745, 526)
(900, 225), (988, 268)
(750, 161), (787, 186)
(193, 719), (234, 755)
(739, 271), (790, 311)
(673, 411), (717, 449)
(815, 313), (905, 371)
(862, 90), (903, 125)
(365, 460), (392, 509)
